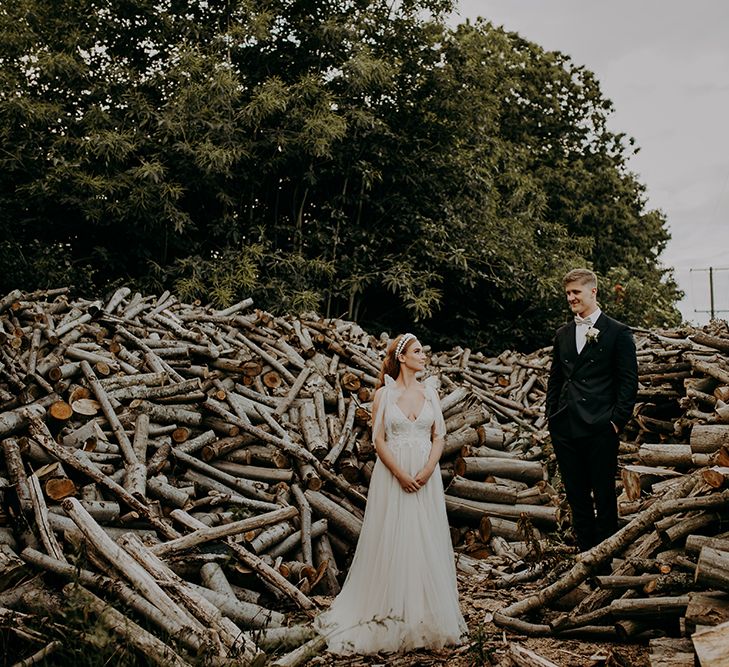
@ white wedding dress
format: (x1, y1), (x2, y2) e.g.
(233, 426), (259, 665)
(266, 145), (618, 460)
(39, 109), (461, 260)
(314, 376), (467, 654)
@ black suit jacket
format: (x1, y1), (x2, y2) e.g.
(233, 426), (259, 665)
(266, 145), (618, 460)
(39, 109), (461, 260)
(546, 313), (638, 438)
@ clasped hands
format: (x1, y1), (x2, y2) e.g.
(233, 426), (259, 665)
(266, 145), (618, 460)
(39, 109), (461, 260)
(397, 465), (434, 493)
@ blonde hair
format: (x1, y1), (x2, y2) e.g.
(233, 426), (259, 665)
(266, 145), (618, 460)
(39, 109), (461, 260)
(563, 268), (597, 289)
(377, 334), (417, 388)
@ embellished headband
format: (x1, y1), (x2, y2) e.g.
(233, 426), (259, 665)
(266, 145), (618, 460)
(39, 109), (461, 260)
(395, 333), (416, 359)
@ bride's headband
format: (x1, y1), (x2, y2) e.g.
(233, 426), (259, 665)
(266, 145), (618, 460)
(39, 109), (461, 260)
(395, 333), (416, 359)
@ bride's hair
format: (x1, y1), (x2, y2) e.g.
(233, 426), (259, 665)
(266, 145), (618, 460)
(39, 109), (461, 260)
(377, 334), (416, 388)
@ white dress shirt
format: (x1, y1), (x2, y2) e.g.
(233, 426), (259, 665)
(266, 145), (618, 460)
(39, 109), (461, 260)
(575, 307), (601, 354)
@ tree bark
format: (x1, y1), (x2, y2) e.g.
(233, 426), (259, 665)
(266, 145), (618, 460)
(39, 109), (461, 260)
(20, 547), (204, 654)
(454, 456), (546, 483)
(150, 505), (297, 558)
(695, 546), (729, 591)
(685, 534), (729, 555)
(167, 445), (276, 504)
(80, 360), (138, 464)
(442, 426), (480, 458)
(27, 474), (66, 562)
(171, 509), (315, 613)
(247, 521), (297, 555)
(305, 489), (362, 543)
(29, 417), (180, 540)
(691, 618), (729, 667)
(498, 473), (699, 621)
(639, 443), (713, 468)
(0, 403), (47, 438)
(2, 436), (33, 513)
(188, 581), (285, 629)
(61, 498), (201, 633)
(684, 591), (729, 631)
(64, 584), (195, 667)
(290, 483), (313, 567)
(117, 534), (259, 660)
(444, 494), (559, 527)
(508, 643), (559, 667)
(690, 424), (729, 452)
(446, 475), (518, 504)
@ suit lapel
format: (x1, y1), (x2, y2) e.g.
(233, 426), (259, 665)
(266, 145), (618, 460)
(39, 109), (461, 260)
(567, 321), (578, 358)
(559, 322), (578, 378)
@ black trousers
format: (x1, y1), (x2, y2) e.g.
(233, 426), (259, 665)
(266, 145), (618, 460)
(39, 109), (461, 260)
(550, 418), (619, 551)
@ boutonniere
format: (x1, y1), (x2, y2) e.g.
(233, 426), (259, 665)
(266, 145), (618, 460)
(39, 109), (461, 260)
(585, 326), (600, 344)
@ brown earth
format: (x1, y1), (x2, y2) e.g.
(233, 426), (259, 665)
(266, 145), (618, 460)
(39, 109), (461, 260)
(305, 569), (652, 667)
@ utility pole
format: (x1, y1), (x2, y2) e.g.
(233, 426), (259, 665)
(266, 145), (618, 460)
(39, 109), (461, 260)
(690, 266), (729, 320)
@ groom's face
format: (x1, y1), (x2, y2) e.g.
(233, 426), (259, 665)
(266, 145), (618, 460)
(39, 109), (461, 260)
(564, 280), (597, 318)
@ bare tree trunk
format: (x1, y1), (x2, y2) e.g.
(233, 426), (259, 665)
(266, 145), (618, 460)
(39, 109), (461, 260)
(508, 643), (560, 667)
(171, 509), (315, 613)
(80, 360), (138, 464)
(117, 532), (258, 659)
(446, 475), (518, 504)
(64, 584), (195, 667)
(498, 473), (700, 621)
(20, 547), (204, 654)
(3, 437), (32, 513)
(61, 498), (203, 634)
(291, 483), (313, 567)
(684, 591), (729, 631)
(305, 489), (362, 543)
(150, 506), (297, 558)
(27, 474), (66, 561)
(454, 456), (546, 483)
(270, 635), (327, 667)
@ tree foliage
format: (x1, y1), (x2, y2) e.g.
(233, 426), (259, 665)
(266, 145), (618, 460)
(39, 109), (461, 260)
(0, 1), (682, 351)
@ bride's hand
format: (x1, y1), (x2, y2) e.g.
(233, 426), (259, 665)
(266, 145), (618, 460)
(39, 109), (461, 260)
(414, 466), (434, 486)
(397, 472), (421, 493)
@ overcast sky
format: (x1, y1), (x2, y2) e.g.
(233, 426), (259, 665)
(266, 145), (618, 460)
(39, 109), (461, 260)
(450, 0), (729, 324)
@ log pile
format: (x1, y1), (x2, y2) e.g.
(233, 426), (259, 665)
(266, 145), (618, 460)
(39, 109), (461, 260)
(1, 287), (729, 665)
(0, 287), (556, 665)
(492, 321), (729, 667)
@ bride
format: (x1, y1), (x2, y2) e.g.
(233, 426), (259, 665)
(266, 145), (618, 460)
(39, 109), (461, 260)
(314, 333), (467, 654)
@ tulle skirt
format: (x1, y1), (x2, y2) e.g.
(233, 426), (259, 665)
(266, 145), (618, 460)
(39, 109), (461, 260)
(314, 437), (467, 654)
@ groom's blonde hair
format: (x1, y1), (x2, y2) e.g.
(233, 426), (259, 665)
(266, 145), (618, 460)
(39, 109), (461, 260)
(563, 268), (597, 288)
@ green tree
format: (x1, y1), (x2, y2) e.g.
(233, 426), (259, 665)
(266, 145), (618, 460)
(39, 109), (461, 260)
(0, 2), (681, 352)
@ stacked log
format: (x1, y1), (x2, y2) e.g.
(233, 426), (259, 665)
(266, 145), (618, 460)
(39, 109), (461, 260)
(0, 287), (557, 664)
(492, 321), (729, 667)
(2, 287), (729, 665)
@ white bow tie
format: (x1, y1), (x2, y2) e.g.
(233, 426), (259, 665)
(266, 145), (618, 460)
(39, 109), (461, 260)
(574, 315), (593, 326)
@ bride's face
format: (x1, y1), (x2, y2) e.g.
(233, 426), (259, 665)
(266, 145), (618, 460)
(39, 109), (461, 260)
(399, 339), (426, 371)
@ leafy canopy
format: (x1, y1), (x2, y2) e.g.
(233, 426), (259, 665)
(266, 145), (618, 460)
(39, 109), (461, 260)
(0, 1), (681, 350)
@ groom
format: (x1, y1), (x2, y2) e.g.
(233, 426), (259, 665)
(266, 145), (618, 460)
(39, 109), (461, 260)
(546, 268), (638, 552)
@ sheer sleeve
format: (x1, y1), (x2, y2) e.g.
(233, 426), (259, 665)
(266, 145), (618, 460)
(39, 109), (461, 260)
(371, 374), (396, 443)
(424, 375), (446, 439)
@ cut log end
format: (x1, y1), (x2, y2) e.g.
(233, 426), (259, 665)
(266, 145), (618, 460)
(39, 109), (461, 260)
(48, 401), (73, 422)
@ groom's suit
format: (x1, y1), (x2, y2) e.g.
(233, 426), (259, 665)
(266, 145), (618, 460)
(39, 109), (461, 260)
(546, 312), (637, 551)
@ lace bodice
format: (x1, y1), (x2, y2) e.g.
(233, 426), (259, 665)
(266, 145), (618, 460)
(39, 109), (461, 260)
(372, 375), (446, 450)
(387, 398), (438, 442)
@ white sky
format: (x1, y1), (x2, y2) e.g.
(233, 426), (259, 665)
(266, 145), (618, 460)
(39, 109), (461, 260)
(451, 0), (729, 324)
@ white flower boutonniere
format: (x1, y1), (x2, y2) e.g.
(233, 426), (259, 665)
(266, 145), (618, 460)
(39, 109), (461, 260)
(585, 326), (600, 344)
